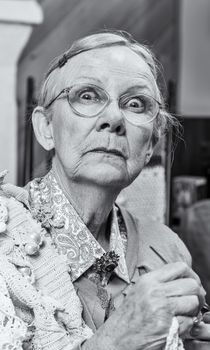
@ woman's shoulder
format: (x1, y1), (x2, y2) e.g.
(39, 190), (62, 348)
(119, 203), (177, 239)
(119, 204), (192, 266)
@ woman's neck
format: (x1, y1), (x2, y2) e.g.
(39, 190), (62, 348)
(52, 161), (119, 240)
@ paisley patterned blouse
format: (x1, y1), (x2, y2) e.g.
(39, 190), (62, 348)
(28, 167), (138, 330)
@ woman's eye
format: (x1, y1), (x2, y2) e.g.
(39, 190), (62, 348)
(79, 89), (98, 101)
(125, 97), (145, 111)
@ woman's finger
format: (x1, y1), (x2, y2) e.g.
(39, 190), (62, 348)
(169, 295), (200, 316)
(150, 262), (202, 285)
(190, 321), (210, 340)
(164, 278), (200, 296)
(176, 316), (194, 338)
(203, 312), (210, 323)
(163, 278), (205, 308)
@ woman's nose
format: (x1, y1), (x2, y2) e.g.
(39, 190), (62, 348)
(95, 103), (126, 136)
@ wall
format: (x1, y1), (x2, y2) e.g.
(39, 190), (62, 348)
(0, 0), (42, 184)
(178, 0), (210, 116)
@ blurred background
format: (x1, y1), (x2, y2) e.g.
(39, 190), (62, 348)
(1, 0), (210, 298)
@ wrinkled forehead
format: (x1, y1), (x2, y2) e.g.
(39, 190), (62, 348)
(53, 46), (159, 97)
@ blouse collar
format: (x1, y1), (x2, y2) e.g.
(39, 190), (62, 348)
(29, 170), (130, 283)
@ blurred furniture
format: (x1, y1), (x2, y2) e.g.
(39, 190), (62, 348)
(180, 199), (210, 305)
(171, 175), (207, 232)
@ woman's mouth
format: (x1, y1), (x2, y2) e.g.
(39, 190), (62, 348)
(87, 147), (125, 159)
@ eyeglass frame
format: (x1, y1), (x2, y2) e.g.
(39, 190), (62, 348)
(44, 83), (162, 125)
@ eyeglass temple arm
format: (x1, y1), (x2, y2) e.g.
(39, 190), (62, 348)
(45, 88), (68, 109)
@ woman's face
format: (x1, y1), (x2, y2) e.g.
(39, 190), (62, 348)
(49, 46), (158, 190)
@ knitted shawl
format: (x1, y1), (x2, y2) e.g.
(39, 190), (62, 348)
(0, 171), (92, 350)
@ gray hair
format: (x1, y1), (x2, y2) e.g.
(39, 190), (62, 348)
(38, 30), (178, 145)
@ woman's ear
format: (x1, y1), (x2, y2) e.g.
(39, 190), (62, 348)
(32, 107), (55, 151)
(144, 140), (154, 166)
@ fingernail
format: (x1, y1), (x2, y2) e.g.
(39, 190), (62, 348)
(190, 326), (200, 337)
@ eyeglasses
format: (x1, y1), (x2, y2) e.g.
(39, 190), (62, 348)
(45, 83), (161, 126)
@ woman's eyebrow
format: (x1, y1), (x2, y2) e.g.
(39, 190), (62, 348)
(122, 84), (152, 94)
(73, 76), (103, 85)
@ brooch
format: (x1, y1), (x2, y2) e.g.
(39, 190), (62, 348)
(92, 250), (120, 287)
(87, 251), (120, 319)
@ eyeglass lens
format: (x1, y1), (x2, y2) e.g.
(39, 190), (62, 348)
(67, 84), (159, 124)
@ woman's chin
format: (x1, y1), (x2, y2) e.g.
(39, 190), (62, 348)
(78, 165), (129, 189)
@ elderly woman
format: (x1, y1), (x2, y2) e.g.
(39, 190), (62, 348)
(1, 30), (210, 350)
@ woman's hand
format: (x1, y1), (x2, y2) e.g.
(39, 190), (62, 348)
(184, 313), (210, 350)
(82, 262), (205, 350)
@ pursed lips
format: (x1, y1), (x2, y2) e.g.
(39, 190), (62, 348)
(85, 147), (127, 159)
